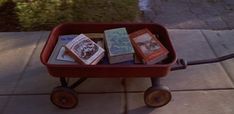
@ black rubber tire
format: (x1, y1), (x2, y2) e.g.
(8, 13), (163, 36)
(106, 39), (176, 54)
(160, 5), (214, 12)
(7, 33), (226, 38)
(50, 86), (78, 109)
(144, 86), (172, 108)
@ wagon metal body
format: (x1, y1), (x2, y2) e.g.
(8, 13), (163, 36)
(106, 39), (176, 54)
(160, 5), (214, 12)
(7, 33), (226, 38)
(41, 23), (177, 78)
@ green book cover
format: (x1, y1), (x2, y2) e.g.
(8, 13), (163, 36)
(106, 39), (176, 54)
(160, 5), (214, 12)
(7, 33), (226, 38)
(104, 28), (135, 56)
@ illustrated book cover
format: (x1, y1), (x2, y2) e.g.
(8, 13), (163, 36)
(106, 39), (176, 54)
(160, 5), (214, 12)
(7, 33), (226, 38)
(129, 28), (169, 64)
(65, 34), (105, 65)
(104, 28), (135, 64)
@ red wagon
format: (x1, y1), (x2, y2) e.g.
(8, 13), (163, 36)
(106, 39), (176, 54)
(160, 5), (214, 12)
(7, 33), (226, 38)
(40, 23), (234, 109)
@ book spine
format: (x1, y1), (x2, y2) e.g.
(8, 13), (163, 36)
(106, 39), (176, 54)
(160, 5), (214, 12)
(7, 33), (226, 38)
(129, 37), (147, 63)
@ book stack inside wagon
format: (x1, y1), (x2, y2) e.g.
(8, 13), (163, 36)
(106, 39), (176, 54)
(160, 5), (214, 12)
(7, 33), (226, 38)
(48, 27), (169, 65)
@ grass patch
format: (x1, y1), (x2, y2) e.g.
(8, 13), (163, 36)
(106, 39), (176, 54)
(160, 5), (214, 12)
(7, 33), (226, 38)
(9, 0), (139, 31)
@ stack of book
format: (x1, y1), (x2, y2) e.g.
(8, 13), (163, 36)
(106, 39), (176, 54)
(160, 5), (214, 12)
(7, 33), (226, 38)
(48, 34), (105, 65)
(48, 28), (169, 65)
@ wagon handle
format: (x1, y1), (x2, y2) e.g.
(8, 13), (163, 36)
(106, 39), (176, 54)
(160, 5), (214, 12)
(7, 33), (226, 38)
(171, 53), (234, 71)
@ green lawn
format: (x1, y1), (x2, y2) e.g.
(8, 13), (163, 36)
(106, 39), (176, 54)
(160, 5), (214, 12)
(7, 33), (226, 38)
(0, 0), (140, 31)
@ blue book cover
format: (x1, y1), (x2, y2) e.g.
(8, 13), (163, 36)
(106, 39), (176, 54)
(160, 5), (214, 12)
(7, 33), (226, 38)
(48, 35), (77, 64)
(104, 28), (135, 56)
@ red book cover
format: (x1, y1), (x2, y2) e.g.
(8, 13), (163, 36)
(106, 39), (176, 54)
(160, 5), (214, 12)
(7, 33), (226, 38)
(129, 28), (169, 64)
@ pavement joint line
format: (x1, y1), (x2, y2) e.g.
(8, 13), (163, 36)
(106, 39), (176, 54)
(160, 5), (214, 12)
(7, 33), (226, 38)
(171, 88), (234, 92)
(200, 30), (234, 85)
(220, 2), (232, 30)
(169, 28), (232, 30)
(0, 92), (127, 96)
(121, 78), (128, 114)
(0, 93), (50, 96)
(217, 60), (234, 84)
(121, 88), (234, 93)
(220, 15), (231, 30)
(1, 88), (234, 96)
(0, 32), (44, 114)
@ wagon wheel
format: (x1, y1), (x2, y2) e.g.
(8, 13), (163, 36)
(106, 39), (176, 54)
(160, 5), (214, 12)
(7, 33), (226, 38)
(50, 86), (78, 109)
(144, 86), (171, 108)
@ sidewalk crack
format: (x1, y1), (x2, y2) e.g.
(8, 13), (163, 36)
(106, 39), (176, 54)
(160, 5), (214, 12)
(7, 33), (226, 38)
(121, 78), (128, 114)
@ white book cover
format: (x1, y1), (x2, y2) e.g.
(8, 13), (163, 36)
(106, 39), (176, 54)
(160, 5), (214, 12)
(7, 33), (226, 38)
(65, 34), (105, 65)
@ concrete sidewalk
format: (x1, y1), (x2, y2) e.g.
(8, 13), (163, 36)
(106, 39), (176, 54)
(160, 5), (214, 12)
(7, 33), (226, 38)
(0, 29), (234, 114)
(142, 0), (234, 29)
